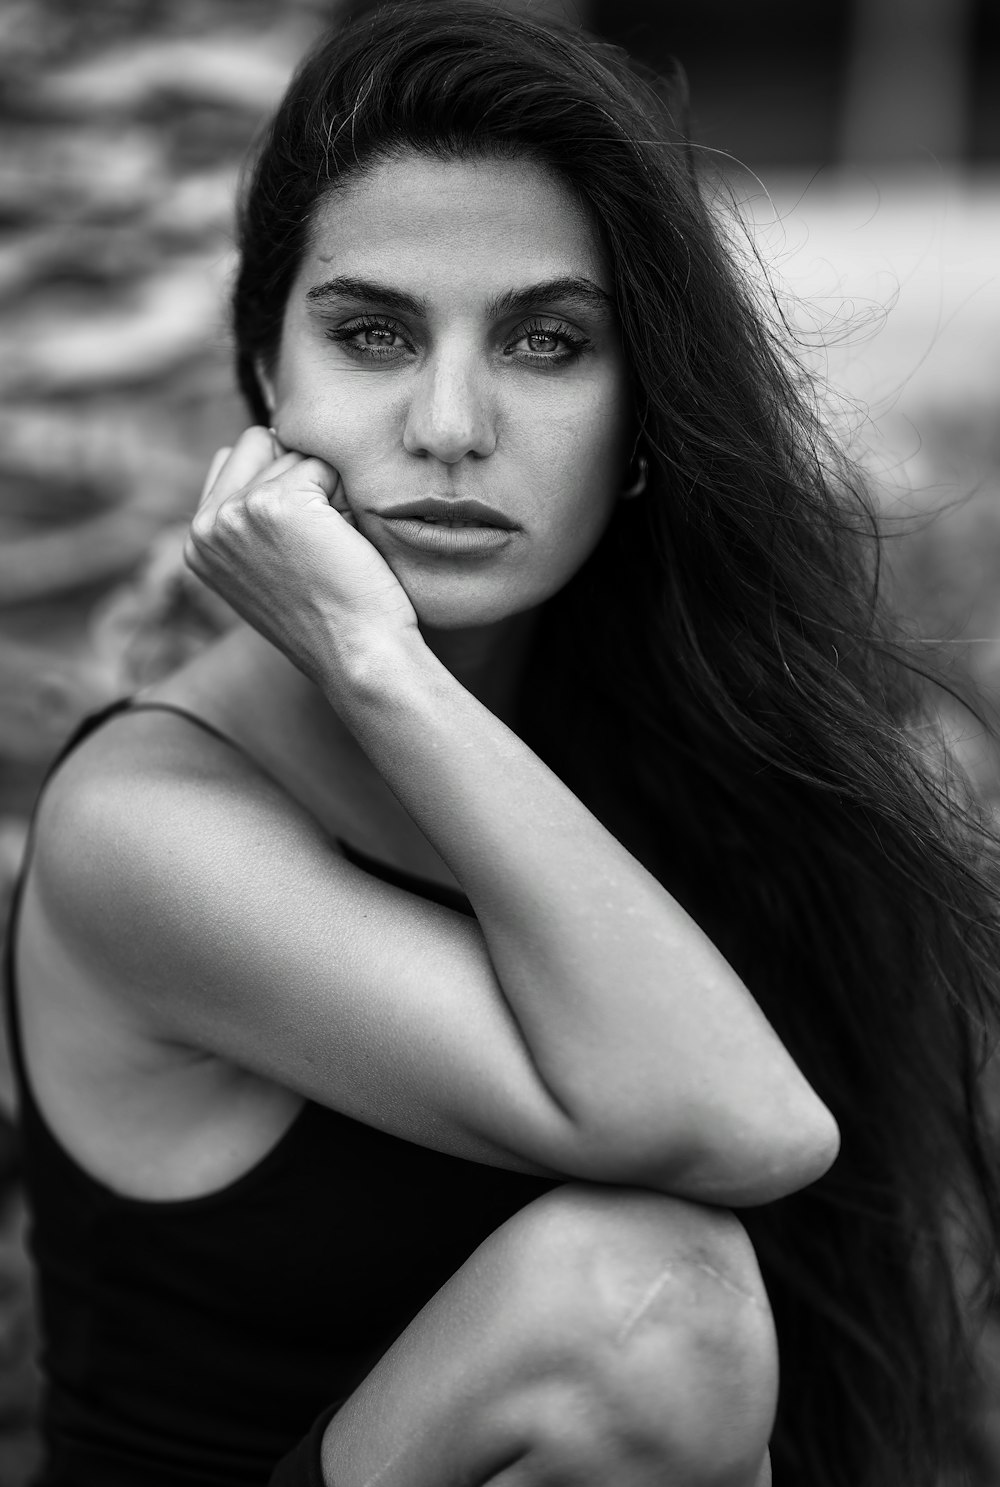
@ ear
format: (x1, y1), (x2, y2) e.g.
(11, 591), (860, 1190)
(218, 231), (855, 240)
(254, 357), (277, 418)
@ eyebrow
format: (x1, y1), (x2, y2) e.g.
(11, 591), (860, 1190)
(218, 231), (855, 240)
(304, 274), (614, 320)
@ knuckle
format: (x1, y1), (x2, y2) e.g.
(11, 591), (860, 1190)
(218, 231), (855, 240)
(189, 494), (251, 551)
(241, 484), (279, 526)
(216, 496), (251, 535)
(186, 514), (212, 552)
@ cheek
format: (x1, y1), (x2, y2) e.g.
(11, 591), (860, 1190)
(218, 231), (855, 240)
(536, 394), (629, 513)
(525, 391), (629, 582)
(271, 360), (403, 492)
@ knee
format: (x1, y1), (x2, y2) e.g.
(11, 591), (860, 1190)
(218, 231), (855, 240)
(494, 1184), (777, 1483)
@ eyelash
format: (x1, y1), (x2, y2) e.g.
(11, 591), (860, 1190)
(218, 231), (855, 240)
(324, 315), (590, 366)
(512, 318), (589, 365)
(325, 316), (412, 360)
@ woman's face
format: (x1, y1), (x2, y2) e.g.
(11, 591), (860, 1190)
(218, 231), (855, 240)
(263, 150), (632, 629)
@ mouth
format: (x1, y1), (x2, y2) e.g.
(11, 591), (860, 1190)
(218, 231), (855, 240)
(376, 497), (518, 530)
(371, 496), (519, 558)
(402, 516), (495, 527)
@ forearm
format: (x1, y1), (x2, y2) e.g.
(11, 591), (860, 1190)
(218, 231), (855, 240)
(326, 629), (839, 1204)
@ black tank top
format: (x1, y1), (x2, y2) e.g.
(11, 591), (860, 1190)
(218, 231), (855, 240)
(4, 700), (555, 1487)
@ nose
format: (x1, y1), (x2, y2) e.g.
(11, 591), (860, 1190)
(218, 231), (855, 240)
(402, 345), (496, 464)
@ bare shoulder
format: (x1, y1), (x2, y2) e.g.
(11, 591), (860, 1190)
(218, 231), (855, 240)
(30, 705), (334, 988)
(18, 709), (322, 1198)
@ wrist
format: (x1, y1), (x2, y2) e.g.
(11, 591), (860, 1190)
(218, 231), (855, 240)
(315, 616), (432, 708)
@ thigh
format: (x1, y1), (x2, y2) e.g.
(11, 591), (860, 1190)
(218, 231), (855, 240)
(296, 1183), (777, 1487)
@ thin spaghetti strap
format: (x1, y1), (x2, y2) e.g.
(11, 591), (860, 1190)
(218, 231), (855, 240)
(124, 700), (259, 768)
(125, 704), (475, 913)
(119, 702), (320, 813)
(2, 699), (135, 1097)
(5, 693), (138, 1092)
(124, 704), (476, 915)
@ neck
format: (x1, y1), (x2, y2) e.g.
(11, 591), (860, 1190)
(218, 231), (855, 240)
(418, 609), (539, 726)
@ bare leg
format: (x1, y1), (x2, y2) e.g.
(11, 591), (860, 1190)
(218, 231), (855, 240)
(316, 1184), (778, 1487)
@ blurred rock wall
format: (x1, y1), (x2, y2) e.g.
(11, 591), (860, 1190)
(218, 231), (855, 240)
(0, 0), (340, 892)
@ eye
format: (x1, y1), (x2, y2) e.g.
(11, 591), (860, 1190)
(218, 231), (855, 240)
(505, 318), (590, 366)
(325, 316), (413, 361)
(525, 330), (560, 354)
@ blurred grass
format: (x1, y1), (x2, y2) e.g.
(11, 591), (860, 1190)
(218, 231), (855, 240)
(1, 2), (999, 1483)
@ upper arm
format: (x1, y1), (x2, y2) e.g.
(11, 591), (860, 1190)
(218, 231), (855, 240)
(31, 726), (581, 1176)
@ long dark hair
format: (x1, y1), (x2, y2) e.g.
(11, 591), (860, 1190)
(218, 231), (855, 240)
(232, 5), (1000, 1482)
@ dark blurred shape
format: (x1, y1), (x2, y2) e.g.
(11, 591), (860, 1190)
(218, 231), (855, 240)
(594, 0), (850, 169)
(839, 0), (973, 166)
(970, 0), (1000, 160)
(593, 0), (1000, 172)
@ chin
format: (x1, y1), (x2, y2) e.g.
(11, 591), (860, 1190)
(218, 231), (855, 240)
(409, 593), (530, 632)
(402, 573), (544, 632)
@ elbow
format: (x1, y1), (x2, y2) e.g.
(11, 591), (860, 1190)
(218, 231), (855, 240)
(575, 1097), (841, 1209)
(675, 1101), (840, 1207)
(797, 1100), (842, 1183)
(712, 1101), (841, 1206)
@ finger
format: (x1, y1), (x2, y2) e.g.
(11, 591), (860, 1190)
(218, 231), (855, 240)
(199, 447), (232, 505)
(330, 492), (356, 527)
(260, 450), (304, 480)
(286, 456), (342, 504)
(295, 459), (353, 523)
(326, 472), (352, 518)
(198, 443), (302, 524)
(213, 426), (289, 503)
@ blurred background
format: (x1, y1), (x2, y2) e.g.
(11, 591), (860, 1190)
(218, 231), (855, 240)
(0, 0), (999, 1480)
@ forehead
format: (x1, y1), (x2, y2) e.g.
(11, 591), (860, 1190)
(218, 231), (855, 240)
(299, 151), (607, 301)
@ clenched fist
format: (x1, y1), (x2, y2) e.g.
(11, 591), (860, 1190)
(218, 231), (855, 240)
(185, 427), (418, 685)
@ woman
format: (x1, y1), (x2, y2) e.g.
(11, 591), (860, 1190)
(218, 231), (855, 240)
(6, 3), (1000, 1484)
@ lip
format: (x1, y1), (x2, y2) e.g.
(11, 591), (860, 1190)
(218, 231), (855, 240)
(376, 496), (518, 529)
(375, 516), (514, 557)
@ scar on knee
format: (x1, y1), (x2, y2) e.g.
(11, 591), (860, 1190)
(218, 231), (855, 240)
(615, 1266), (678, 1345)
(614, 1260), (765, 1345)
